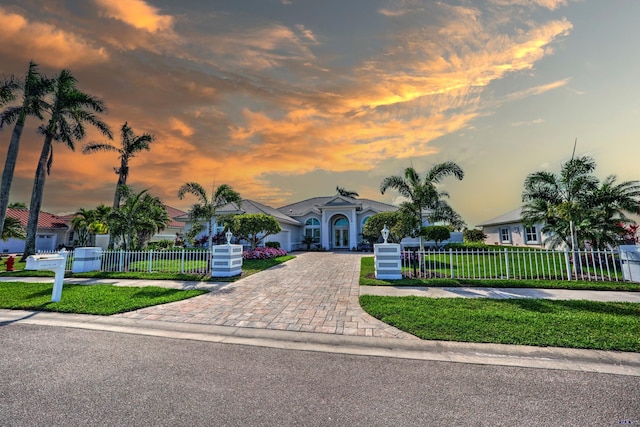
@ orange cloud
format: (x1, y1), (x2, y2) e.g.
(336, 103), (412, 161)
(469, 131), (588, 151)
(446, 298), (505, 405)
(94, 0), (173, 33)
(0, 7), (108, 68)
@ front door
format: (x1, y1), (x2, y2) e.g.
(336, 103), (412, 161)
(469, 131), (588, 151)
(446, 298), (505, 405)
(333, 217), (349, 249)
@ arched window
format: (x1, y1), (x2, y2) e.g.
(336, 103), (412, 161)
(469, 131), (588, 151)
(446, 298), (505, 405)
(361, 216), (370, 228)
(334, 218), (348, 227)
(304, 218), (320, 240)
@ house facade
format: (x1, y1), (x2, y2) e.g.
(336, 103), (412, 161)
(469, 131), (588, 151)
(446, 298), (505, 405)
(0, 208), (70, 254)
(176, 195), (399, 252)
(477, 207), (547, 248)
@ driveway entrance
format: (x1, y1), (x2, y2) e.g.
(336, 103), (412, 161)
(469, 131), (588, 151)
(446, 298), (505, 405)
(119, 252), (415, 339)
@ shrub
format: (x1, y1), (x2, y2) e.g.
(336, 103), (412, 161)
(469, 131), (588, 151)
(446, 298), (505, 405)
(464, 228), (487, 243)
(243, 246), (288, 260)
(265, 241), (281, 249)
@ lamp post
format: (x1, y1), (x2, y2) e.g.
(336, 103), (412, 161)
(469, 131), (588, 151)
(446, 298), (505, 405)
(225, 230), (233, 245)
(381, 224), (389, 244)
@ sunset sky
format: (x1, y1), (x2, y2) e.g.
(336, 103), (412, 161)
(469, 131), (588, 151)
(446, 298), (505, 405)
(1, 0), (638, 227)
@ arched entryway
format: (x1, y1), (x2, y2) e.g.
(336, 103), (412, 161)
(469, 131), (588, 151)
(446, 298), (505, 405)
(332, 216), (350, 249)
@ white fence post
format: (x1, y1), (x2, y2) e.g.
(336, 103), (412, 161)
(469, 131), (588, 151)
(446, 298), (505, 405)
(148, 249), (153, 273)
(563, 248), (572, 281)
(449, 248), (454, 279)
(118, 250), (124, 272)
(504, 248), (510, 280)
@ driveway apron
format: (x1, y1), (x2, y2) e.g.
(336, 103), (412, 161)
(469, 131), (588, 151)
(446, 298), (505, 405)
(117, 252), (416, 339)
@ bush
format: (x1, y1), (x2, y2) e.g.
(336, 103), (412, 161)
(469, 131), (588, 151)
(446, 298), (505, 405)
(147, 239), (174, 250)
(464, 229), (487, 243)
(243, 247), (288, 260)
(265, 241), (281, 249)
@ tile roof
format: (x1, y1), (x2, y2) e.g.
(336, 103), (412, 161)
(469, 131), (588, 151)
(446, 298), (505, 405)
(277, 196), (397, 217)
(174, 200), (300, 226)
(5, 208), (68, 229)
(476, 207), (523, 227)
(164, 205), (187, 228)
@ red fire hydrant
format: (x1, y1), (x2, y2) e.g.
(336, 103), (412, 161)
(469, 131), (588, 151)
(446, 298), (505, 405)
(4, 255), (15, 271)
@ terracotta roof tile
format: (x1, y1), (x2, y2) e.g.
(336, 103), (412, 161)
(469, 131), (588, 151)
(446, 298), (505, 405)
(6, 208), (68, 229)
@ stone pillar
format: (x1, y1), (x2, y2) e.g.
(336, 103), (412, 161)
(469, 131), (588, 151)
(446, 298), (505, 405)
(211, 244), (243, 277)
(374, 243), (402, 280)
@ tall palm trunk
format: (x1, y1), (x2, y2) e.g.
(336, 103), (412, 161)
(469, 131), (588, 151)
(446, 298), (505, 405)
(0, 113), (26, 238)
(22, 136), (53, 259)
(108, 172), (126, 250)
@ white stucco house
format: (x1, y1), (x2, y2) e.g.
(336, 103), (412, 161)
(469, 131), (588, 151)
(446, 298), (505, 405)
(477, 207), (547, 248)
(176, 195), (402, 252)
(176, 195), (464, 252)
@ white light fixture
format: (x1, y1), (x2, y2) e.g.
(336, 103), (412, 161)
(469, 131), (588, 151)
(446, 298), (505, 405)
(381, 224), (389, 244)
(225, 230), (233, 245)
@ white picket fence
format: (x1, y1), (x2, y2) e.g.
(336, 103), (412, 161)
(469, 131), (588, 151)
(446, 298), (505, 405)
(401, 248), (625, 281)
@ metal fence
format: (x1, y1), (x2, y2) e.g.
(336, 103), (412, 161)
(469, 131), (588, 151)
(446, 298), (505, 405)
(39, 249), (212, 275)
(401, 248), (623, 281)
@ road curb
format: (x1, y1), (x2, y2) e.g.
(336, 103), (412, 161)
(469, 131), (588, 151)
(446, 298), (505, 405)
(2, 309), (638, 377)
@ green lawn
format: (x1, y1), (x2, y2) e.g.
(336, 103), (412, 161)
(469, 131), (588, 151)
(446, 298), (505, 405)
(0, 255), (295, 282)
(360, 295), (640, 352)
(360, 257), (640, 291)
(0, 282), (207, 315)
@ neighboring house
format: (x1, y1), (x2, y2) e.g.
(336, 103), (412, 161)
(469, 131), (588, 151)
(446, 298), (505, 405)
(149, 205), (187, 243)
(176, 195), (400, 252)
(477, 207), (546, 248)
(0, 208), (70, 254)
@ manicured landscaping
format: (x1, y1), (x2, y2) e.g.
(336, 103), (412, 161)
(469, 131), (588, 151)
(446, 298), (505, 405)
(0, 282), (207, 315)
(0, 255), (295, 282)
(359, 295), (640, 352)
(359, 257), (640, 291)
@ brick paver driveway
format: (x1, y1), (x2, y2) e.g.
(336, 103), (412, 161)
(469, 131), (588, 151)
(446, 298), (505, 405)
(118, 252), (416, 339)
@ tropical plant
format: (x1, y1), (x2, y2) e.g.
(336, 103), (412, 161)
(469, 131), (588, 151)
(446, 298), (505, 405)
(83, 122), (154, 209)
(7, 202), (27, 209)
(463, 228), (487, 243)
(178, 182), (242, 249)
(1, 216), (26, 241)
(380, 162), (464, 249)
(70, 205), (111, 247)
(231, 213), (281, 250)
(362, 211), (414, 244)
(108, 186), (169, 250)
(521, 155), (640, 250)
(22, 69), (112, 259)
(336, 186), (359, 198)
(421, 225), (451, 249)
(0, 62), (51, 241)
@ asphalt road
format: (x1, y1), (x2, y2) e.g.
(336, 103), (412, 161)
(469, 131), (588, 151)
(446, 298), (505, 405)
(1, 324), (638, 426)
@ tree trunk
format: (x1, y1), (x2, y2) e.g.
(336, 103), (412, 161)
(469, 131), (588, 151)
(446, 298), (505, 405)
(22, 136), (52, 260)
(108, 172), (126, 250)
(0, 115), (25, 239)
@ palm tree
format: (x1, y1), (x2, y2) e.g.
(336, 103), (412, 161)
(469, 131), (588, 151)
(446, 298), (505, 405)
(522, 156), (640, 250)
(521, 156), (598, 250)
(576, 175), (640, 249)
(22, 69), (112, 258)
(108, 186), (169, 250)
(380, 162), (464, 249)
(1, 216), (26, 241)
(0, 62), (51, 241)
(83, 122), (154, 209)
(336, 186), (359, 198)
(178, 182), (242, 249)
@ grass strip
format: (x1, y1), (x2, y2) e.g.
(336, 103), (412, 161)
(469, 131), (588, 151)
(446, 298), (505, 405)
(359, 295), (640, 352)
(0, 282), (207, 315)
(0, 255), (295, 282)
(360, 257), (640, 291)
